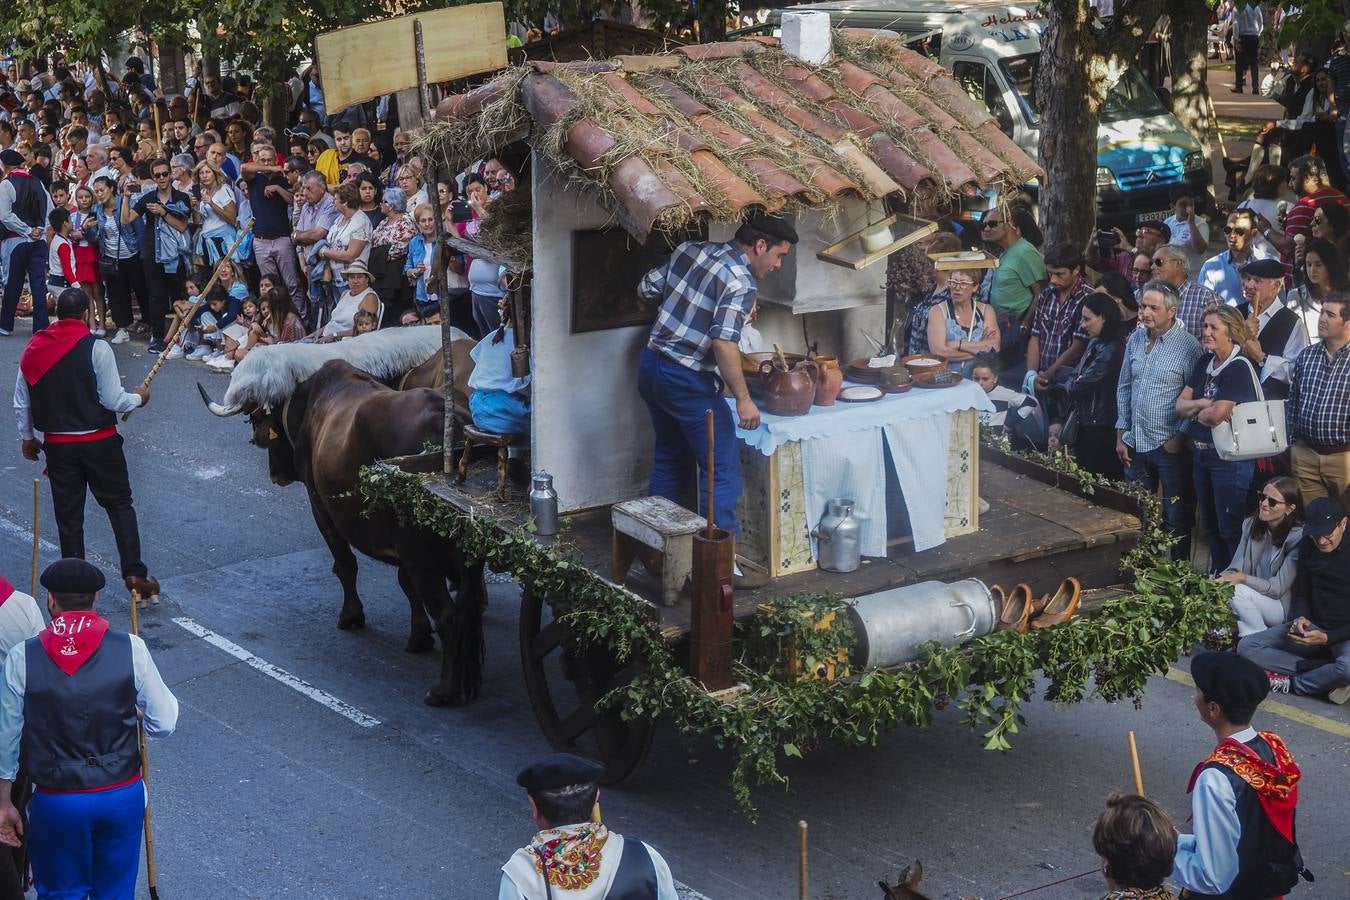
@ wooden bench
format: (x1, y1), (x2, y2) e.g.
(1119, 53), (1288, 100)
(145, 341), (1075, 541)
(611, 497), (706, 607)
(457, 425), (526, 500)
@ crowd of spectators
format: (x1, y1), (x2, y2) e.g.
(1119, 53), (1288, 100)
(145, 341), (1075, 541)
(0, 53), (519, 371)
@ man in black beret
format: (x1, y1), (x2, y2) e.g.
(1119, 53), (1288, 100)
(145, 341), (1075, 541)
(1240, 496), (1350, 705)
(1234, 257), (1308, 400)
(637, 213), (797, 589)
(0, 558), (178, 898)
(15, 288), (160, 602)
(499, 752), (677, 899)
(1173, 652), (1309, 898)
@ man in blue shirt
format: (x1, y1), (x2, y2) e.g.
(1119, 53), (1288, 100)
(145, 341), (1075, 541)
(638, 215), (794, 570)
(1198, 209), (1275, 306)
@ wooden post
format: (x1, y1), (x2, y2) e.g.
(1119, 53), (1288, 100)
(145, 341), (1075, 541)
(691, 410), (734, 690)
(798, 821), (809, 900)
(415, 19), (458, 475)
(30, 480), (40, 597)
(1128, 731), (1145, 796)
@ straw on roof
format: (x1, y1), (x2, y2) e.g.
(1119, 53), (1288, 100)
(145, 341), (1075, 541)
(423, 31), (1043, 240)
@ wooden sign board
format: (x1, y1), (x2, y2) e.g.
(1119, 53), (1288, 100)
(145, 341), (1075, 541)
(316, 3), (508, 112)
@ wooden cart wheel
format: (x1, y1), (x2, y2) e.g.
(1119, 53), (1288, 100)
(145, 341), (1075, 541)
(519, 587), (654, 784)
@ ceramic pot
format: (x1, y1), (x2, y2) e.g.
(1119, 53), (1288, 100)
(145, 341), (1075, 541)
(758, 359), (818, 417)
(812, 356), (844, 406)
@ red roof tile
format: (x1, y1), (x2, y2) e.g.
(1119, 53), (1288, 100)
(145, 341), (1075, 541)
(431, 34), (1043, 238)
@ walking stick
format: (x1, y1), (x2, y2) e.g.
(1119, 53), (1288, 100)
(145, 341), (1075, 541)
(798, 820), (809, 900)
(30, 480), (39, 597)
(128, 595), (160, 899)
(122, 220), (254, 422)
(1128, 730), (1146, 796)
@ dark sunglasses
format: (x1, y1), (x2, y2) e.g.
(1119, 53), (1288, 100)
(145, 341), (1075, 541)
(1258, 494), (1287, 506)
(981, 219), (1003, 228)
(1152, 258), (1167, 266)
(1132, 268), (1152, 275)
(1223, 226), (1249, 236)
(152, 171), (170, 178)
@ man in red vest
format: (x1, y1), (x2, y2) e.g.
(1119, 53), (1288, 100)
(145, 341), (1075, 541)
(13, 288), (159, 600)
(1174, 652), (1312, 898)
(0, 558), (178, 897)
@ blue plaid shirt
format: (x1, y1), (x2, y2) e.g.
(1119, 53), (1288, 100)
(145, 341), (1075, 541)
(1288, 340), (1350, 446)
(1116, 318), (1203, 453)
(642, 241), (756, 372)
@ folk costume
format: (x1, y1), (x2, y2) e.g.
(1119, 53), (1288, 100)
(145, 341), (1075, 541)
(1174, 654), (1310, 899)
(0, 577), (44, 900)
(1234, 259), (1310, 401)
(499, 754), (677, 900)
(0, 559), (178, 899)
(13, 314), (151, 585)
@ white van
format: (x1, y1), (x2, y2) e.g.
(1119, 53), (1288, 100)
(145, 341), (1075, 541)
(760, 0), (1212, 229)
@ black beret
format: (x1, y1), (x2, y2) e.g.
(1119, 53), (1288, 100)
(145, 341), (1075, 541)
(1241, 257), (1285, 279)
(1192, 651), (1269, 721)
(516, 753), (604, 793)
(743, 213), (799, 245)
(39, 558), (105, 594)
(0, 149), (23, 167)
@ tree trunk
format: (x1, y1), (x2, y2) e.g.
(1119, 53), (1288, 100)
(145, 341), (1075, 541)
(1035, 1), (1107, 250)
(1034, 0), (1166, 250)
(1168, 0), (1214, 160)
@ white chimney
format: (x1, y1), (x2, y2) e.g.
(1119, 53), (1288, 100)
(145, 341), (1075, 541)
(781, 11), (832, 66)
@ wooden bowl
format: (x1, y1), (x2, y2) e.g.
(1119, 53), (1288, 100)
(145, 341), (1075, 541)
(901, 354), (946, 379)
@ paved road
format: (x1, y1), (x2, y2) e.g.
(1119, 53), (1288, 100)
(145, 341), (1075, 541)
(0, 329), (1346, 899)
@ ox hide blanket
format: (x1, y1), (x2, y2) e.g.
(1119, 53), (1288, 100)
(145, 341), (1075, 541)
(222, 326), (464, 408)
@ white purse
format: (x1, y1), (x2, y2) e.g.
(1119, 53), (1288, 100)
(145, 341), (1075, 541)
(1211, 356), (1288, 461)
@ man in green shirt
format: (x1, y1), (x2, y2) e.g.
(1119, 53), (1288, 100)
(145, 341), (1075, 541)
(981, 207), (1047, 375)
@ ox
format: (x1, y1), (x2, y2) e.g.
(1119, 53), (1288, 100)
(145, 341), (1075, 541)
(200, 330), (483, 706)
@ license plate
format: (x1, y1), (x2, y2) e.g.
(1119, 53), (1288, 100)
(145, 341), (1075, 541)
(1136, 210), (1168, 223)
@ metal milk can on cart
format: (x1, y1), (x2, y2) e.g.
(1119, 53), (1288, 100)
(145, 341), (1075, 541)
(813, 498), (861, 573)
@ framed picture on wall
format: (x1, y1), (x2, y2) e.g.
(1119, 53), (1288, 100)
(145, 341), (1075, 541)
(571, 228), (691, 334)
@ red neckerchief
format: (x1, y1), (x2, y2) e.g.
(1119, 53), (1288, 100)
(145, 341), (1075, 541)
(0, 577), (13, 607)
(1188, 731), (1300, 843)
(38, 611), (110, 677)
(5, 167), (30, 179)
(19, 318), (90, 386)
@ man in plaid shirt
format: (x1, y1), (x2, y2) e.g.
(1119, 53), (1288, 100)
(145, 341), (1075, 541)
(1287, 294), (1350, 509)
(637, 215), (796, 554)
(1027, 244), (1092, 391)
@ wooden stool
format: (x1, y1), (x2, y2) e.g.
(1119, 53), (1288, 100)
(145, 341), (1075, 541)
(457, 425), (525, 500)
(611, 497), (706, 606)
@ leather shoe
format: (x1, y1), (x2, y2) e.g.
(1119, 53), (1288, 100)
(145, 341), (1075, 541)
(1030, 577), (1081, 628)
(124, 575), (160, 599)
(993, 583), (1032, 633)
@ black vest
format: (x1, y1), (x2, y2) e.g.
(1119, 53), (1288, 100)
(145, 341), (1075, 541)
(1235, 302), (1301, 400)
(28, 333), (115, 435)
(1200, 734), (1307, 899)
(4, 172), (45, 235)
(22, 631), (140, 790)
(608, 837), (658, 899)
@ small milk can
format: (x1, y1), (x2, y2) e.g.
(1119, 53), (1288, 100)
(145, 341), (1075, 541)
(530, 472), (559, 536)
(813, 498), (861, 573)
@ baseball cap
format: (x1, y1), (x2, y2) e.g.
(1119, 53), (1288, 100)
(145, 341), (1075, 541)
(1304, 496), (1346, 538)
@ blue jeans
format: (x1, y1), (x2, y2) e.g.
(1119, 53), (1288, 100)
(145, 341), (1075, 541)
(637, 347), (741, 534)
(1239, 624), (1350, 696)
(28, 777), (145, 899)
(1127, 443), (1193, 562)
(1193, 446), (1255, 574)
(0, 238), (47, 332)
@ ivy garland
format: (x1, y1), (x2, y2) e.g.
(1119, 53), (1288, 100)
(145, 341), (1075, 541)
(360, 448), (1234, 818)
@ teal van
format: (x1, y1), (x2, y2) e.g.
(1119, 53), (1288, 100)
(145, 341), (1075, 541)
(760, 0), (1212, 228)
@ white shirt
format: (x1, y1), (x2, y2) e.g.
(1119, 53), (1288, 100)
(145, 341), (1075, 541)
(322, 287), (381, 338)
(13, 337), (144, 439)
(198, 184), (236, 233)
(0, 173), (53, 242)
(1172, 726), (1255, 895)
(498, 833), (678, 900)
(326, 210), (372, 280)
(1250, 297), (1310, 385)
(467, 326), (530, 394)
(0, 590), (44, 666)
(1236, 3), (1263, 35)
(0, 630), (179, 781)
(1164, 213), (1211, 276)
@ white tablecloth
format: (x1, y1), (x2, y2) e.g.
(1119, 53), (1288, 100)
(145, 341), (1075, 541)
(732, 380), (992, 455)
(730, 380), (992, 555)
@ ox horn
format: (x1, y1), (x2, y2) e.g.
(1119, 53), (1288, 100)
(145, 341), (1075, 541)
(197, 382), (244, 417)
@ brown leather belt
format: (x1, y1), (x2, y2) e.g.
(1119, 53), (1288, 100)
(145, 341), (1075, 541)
(1301, 442), (1350, 455)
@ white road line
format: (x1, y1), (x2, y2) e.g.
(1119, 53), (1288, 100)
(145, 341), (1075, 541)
(675, 883), (712, 900)
(0, 514), (60, 554)
(172, 616), (381, 728)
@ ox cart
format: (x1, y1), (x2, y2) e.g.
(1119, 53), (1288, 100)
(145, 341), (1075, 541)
(347, 33), (1235, 807)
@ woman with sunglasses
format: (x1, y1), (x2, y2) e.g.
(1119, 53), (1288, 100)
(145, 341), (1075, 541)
(1303, 201), (1350, 265)
(1217, 476), (1303, 636)
(925, 265), (1000, 376)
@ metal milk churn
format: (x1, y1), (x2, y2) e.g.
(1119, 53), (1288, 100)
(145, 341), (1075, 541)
(530, 472), (559, 536)
(846, 579), (997, 670)
(813, 498), (861, 573)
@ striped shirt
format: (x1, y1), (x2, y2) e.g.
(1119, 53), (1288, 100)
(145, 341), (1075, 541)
(1288, 340), (1350, 447)
(1116, 318), (1203, 453)
(1174, 279), (1223, 341)
(642, 241), (756, 372)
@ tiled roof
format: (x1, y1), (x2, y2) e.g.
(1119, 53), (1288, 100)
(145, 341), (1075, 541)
(430, 30), (1043, 239)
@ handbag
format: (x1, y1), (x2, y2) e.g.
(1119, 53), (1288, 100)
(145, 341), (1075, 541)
(1059, 409), (1081, 446)
(1211, 356), (1288, 461)
(98, 255), (118, 279)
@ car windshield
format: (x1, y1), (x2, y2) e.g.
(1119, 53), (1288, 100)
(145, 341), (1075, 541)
(998, 54), (1167, 127)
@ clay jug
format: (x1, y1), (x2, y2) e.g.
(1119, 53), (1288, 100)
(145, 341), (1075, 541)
(812, 356), (844, 406)
(758, 359), (818, 417)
